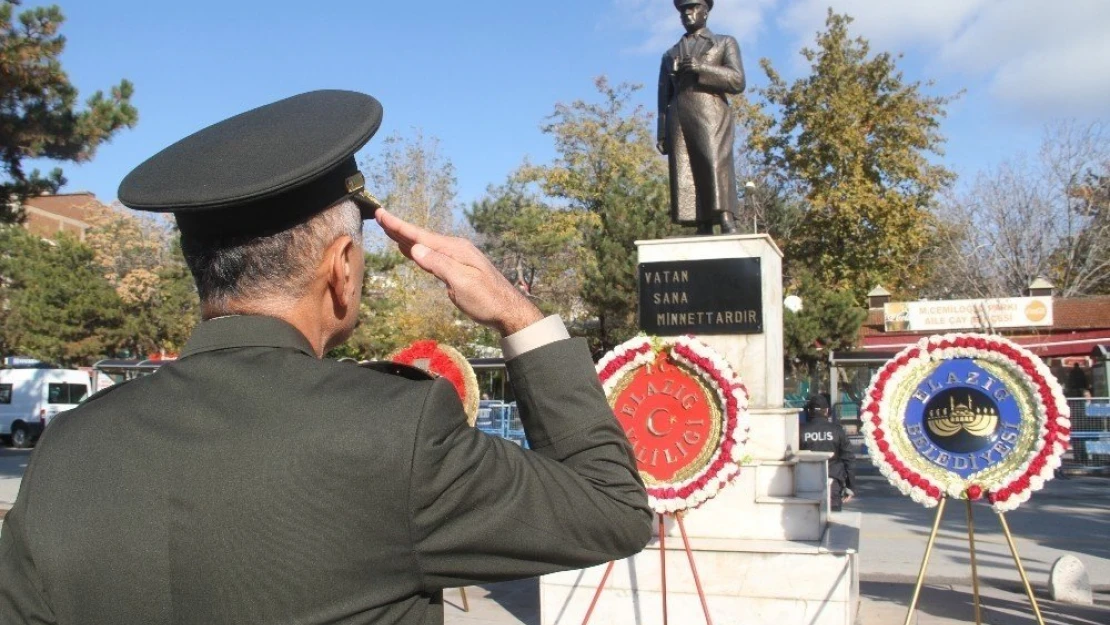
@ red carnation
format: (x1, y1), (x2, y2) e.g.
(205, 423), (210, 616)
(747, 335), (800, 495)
(927, 486), (942, 500)
(877, 440), (891, 453)
(967, 485), (983, 500)
(873, 429), (886, 441)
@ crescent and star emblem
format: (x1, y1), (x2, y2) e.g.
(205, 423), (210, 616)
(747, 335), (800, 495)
(646, 408), (677, 437)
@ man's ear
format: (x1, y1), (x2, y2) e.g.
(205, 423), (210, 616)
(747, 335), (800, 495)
(325, 235), (357, 308)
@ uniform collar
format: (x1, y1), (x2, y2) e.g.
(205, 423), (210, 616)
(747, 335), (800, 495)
(180, 315), (316, 358)
(684, 27), (714, 40)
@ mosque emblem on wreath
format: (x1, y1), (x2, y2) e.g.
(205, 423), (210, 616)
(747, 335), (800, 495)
(925, 392), (999, 440)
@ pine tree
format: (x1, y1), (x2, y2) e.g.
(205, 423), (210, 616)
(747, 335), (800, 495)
(1, 1), (137, 222)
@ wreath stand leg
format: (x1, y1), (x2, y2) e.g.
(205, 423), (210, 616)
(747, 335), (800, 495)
(902, 496), (948, 625)
(676, 511), (714, 625)
(965, 500), (982, 625)
(458, 587), (469, 612)
(579, 561), (616, 625)
(998, 512), (1046, 625)
(659, 514), (669, 625)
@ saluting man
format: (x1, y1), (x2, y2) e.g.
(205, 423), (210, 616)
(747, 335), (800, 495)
(800, 394), (856, 511)
(0, 90), (652, 625)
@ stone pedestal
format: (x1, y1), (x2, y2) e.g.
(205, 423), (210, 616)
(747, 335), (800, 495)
(637, 234), (784, 409)
(541, 515), (861, 625)
(539, 234), (860, 625)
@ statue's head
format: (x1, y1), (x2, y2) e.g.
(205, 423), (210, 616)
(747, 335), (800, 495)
(675, 0), (711, 32)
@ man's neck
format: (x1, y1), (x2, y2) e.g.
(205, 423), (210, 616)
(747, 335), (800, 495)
(202, 297), (330, 358)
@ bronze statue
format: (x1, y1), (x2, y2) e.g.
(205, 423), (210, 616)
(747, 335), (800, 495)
(657, 0), (745, 235)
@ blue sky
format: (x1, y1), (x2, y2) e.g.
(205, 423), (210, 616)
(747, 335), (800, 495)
(26, 0), (1110, 209)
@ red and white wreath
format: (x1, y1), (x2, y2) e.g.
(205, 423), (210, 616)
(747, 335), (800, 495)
(861, 333), (1071, 513)
(390, 340), (481, 426)
(597, 335), (751, 514)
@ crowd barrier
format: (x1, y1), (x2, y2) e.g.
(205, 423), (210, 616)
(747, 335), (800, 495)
(475, 400), (528, 448)
(1067, 397), (1110, 473)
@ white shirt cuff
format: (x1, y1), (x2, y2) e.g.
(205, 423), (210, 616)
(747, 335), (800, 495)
(500, 315), (570, 360)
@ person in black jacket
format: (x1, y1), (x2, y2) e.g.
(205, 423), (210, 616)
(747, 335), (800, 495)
(800, 394), (855, 511)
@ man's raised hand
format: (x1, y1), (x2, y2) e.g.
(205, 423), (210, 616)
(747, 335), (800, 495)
(375, 208), (543, 337)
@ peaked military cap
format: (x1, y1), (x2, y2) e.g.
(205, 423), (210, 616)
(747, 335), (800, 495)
(675, 0), (712, 9)
(118, 89), (383, 239)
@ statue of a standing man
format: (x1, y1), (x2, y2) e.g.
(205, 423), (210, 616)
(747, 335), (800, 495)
(657, 0), (745, 235)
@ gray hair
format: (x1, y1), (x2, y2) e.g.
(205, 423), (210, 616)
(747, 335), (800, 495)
(181, 200), (363, 310)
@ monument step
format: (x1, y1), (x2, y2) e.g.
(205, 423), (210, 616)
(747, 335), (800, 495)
(541, 587), (855, 625)
(745, 407), (800, 461)
(656, 466), (826, 541)
(793, 451), (832, 494)
(754, 462), (795, 498)
(540, 541), (857, 625)
(755, 495), (823, 506)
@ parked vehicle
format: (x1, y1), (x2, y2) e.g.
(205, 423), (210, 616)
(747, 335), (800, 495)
(0, 367), (91, 448)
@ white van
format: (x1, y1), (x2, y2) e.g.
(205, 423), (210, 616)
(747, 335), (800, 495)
(0, 368), (92, 448)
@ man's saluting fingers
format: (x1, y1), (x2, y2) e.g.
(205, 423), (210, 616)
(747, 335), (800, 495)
(374, 208), (542, 336)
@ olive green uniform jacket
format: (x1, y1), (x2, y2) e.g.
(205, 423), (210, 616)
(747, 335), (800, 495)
(0, 316), (652, 624)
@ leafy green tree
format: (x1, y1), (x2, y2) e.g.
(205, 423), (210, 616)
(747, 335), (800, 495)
(467, 179), (589, 322)
(0, 1), (137, 223)
(743, 10), (956, 300)
(0, 225), (123, 365)
(522, 78), (687, 352)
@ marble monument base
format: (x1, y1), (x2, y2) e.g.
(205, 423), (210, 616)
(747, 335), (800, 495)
(539, 409), (860, 625)
(538, 234), (859, 624)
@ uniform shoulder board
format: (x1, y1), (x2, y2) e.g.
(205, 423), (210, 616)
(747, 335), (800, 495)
(359, 360), (435, 381)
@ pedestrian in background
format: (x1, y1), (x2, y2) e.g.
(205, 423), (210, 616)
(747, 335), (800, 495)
(800, 394), (855, 511)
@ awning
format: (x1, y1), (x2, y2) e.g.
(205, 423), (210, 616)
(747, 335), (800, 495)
(860, 329), (1110, 358)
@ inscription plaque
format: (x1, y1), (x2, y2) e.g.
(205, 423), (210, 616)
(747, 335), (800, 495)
(639, 258), (763, 335)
